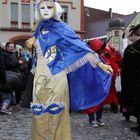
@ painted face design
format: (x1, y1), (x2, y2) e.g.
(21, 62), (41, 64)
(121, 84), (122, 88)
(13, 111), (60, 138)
(39, 1), (54, 20)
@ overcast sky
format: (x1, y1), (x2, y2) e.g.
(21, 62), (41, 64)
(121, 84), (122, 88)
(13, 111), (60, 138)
(84, 0), (140, 15)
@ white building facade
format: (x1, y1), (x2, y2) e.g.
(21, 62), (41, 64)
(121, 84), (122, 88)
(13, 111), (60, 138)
(0, 0), (84, 44)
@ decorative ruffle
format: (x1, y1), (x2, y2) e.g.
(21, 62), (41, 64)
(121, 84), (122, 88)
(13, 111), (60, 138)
(64, 53), (100, 74)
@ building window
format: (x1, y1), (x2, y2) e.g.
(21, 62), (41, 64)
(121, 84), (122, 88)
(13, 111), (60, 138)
(114, 38), (120, 43)
(60, 6), (68, 23)
(114, 30), (119, 37)
(11, 3), (18, 22)
(33, 4), (36, 21)
(22, 4), (30, 22)
(11, 3), (18, 28)
(22, 4), (30, 28)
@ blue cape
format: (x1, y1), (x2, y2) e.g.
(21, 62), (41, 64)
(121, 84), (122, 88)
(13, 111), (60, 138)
(33, 19), (112, 110)
(68, 63), (112, 110)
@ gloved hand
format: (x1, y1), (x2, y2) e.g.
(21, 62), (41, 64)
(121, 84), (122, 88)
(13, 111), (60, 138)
(97, 62), (113, 73)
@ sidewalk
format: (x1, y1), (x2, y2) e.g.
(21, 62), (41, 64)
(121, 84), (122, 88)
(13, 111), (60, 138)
(0, 106), (140, 140)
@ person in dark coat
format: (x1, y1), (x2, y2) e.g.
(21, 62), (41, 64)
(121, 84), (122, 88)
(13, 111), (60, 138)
(0, 43), (12, 114)
(3, 42), (26, 104)
(4, 42), (23, 73)
(119, 24), (140, 136)
(0, 43), (6, 86)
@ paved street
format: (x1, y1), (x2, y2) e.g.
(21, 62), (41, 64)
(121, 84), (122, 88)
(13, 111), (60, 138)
(0, 106), (140, 140)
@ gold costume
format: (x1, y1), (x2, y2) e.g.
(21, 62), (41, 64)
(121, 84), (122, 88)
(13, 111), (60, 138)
(31, 40), (71, 140)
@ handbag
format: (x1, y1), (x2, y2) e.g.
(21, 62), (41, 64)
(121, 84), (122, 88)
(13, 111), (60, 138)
(6, 71), (22, 80)
(115, 69), (122, 92)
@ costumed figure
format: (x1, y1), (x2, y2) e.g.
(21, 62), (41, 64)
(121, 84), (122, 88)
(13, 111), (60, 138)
(84, 38), (122, 114)
(26, 0), (113, 140)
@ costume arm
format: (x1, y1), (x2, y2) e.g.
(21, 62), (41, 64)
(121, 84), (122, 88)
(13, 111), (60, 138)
(97, 61), (113, 73)
(86, 53), (113, 73)
(25, 37), (36, 52)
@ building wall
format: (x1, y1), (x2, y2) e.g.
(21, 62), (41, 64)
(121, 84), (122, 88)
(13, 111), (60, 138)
(0, 0), (11, 28)
(107, 28), (125, 54)
(58, 0), (81, 30)
(0, 31), (31, 43)
(127, 12), (140, 27)
(107, 13), (140, 54)
(0, 0), (83, 43)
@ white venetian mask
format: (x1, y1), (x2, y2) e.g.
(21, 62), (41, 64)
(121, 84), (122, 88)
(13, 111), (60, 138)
(39, 1), (54, 20)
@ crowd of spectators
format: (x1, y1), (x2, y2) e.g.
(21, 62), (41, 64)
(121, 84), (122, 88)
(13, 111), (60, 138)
(0, 41), (32, 114)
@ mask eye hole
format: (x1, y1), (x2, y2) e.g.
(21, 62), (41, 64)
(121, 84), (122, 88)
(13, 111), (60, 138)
(40, 6), (45, 9)
(47, 6), (53, 9)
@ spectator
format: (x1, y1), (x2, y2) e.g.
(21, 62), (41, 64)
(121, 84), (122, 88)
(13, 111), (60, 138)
(0, 42), (6, 86)
(119, 24), (140, 136)
(16, 45), (31, 82)
(0, 42), (12, 114)
(2, 42), (25, 104)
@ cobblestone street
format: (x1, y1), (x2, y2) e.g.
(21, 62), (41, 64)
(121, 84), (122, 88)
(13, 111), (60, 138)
(0, 106), (140, 140)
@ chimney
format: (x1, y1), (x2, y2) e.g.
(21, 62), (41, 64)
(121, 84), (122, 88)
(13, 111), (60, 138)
(109, 8), (113, 18)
